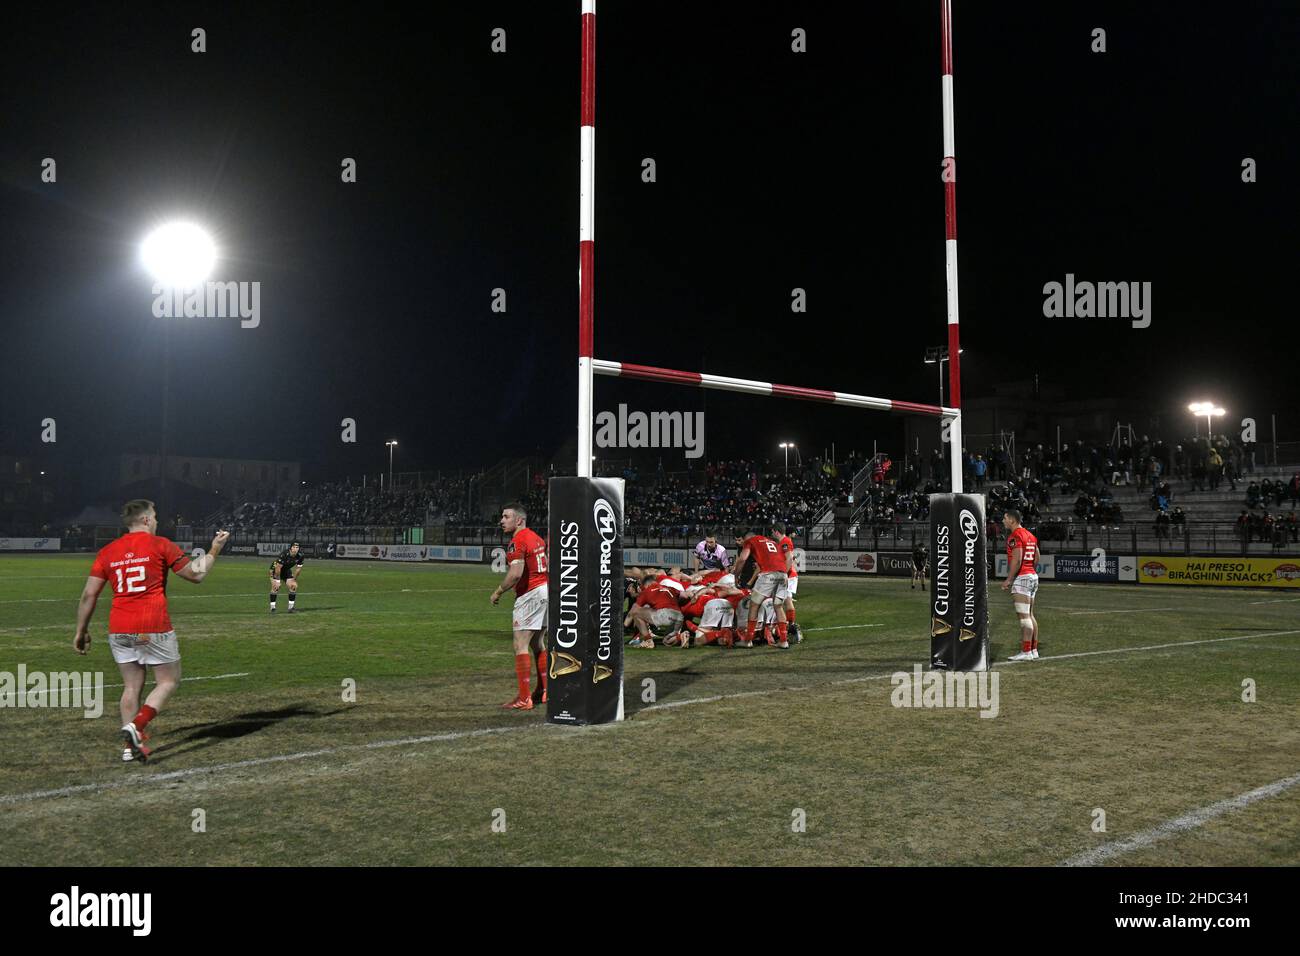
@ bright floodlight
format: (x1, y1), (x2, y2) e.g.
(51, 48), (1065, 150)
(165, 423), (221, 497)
(141, 222), (216, 288)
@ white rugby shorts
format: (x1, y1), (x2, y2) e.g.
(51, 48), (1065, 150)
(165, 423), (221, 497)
(699, 598), (734, 629)
(1010, 573), (1039, 599)
(512, 584), (548, 631)
(109, 631), (181, 666)
(753, 571), (790, 602)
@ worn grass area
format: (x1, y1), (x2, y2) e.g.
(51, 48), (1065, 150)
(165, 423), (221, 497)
(1, 554), (1297, 865)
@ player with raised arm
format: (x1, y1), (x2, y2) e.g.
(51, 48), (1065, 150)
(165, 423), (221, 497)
(73, 499), (229, 762)
(490, 504), (548, 710)
(1001, 508), (1041, 661)
(733, 528), (791, 649)
(269, 540), (305, 613)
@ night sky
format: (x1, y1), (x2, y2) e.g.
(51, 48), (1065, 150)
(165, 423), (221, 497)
(2, 1), (1296, 485)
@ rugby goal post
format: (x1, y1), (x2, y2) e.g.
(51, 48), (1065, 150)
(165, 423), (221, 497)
(574, 0), (966, 491)
(550, 1), (978, 726)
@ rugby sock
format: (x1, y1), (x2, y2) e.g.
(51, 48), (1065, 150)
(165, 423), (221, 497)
(536, 651), (549, 692)
(514, 653), (531, 700)
(787, 608), (796, 623)
(269, 592), (277, 606)
(1021, 637), (1033, 653)
(776, 621), (788, 642)
(684, 620), (699, 634)
(288, 593), (296, 608)
(745, 619), (757, 641)
(132, 704), (158, 730)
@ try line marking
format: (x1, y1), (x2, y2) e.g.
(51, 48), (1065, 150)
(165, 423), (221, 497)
(0, 587), (481, 606)
(1061, 770), (1300, 866)
(20, 672), (251, 701)
(3, 629), (1297, 808)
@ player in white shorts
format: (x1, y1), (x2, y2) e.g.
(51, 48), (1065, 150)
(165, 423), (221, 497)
(491, 505), (550, 710)
(1001, 509), (1041, 661)
(109, 631), (182, 666)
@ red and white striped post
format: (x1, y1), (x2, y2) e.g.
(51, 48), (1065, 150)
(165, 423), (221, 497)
(941, 0), (964, 493)
(593, 360), (952, 419)
(577, 0), (597, 477)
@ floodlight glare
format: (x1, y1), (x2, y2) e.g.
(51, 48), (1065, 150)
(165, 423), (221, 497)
(141, 222), (216, 288)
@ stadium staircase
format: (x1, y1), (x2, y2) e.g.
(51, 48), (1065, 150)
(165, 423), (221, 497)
(808, 459), (874, 544)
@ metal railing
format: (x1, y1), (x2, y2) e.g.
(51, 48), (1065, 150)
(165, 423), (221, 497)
(444, 519), (1300, 557)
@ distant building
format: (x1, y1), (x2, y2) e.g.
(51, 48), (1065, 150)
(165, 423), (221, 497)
(0, 456), (55, 532)
(110, 453), (301, 518)
(903, 380), (1169, 473)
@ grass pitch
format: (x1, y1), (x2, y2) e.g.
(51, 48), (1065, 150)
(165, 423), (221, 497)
(1, 554), (1297, 866)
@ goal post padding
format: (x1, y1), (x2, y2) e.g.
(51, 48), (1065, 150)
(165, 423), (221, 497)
(546, 476), (625, 724)
(928, 492), (990, 671)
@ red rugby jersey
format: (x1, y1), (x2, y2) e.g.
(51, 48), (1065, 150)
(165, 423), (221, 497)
(506, 527), (548, 596)
(742, 535), (786, 574)
(89, 531), (190, 633)
(1007, 526), (1039, 576)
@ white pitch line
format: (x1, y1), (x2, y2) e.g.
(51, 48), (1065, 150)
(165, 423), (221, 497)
(1248, 597), (1300, 605)
(0, 587), (481, 605)
(0, 724), (535, 806)
(1062, 607), (1179, 616)
(19, 672), (251, 700)
(1001, 629), (1300, 665)
(1061, 771), (1300, 866)
(4, 629), (1298, 808)
(641, 628), (1300, 709)
(799, 623), (885, 632)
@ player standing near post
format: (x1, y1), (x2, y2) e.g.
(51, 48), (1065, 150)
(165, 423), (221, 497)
(911, 541), (929, 591)
(72, 499), (229, 762)
(733, 528), (791, 649)
(490, 504), (548, 710)
(269, 541), (305, 613)
(1001, 508), (1040, 661)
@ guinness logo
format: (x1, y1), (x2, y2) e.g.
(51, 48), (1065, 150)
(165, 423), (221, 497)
(592, 663), (613, 683)
(931, 617), (952, 637)
(549, 651), (582, 679)
(959, 628), (977, 642)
